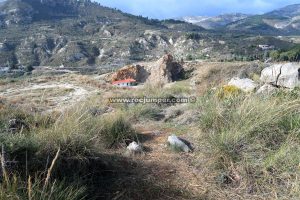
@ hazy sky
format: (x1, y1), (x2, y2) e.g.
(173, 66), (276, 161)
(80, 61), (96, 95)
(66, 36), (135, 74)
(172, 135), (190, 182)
(95, 0), (300, 19)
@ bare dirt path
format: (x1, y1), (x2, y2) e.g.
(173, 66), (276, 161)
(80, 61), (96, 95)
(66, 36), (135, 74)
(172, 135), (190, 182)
(125, 125), (209, 199)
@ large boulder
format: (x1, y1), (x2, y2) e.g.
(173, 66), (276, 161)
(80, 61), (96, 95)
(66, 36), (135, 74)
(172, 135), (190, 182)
(146, 54), (184, 85)
(111, 54), (184, 85)
(111, 64), (149, 83)
(228, 77), (257, 92)
(260, 63), (300, 89)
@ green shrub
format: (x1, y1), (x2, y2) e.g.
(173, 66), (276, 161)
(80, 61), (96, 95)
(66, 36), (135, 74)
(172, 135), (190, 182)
(186, 54), (193, 61)
(216, 85), (242, 99)
(270, 45), (300, 62)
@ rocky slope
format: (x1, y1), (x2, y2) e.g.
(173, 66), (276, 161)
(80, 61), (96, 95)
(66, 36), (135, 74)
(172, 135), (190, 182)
(180, 4), (300, 35)
(180, 13), (250, 29)
(0, 0), (205, 70)
(226, 4), (300, 34)
(0, 0), (298, 73)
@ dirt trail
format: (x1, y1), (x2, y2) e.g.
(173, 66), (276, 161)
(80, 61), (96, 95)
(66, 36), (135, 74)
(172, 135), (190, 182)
(127, 127), (208, 199)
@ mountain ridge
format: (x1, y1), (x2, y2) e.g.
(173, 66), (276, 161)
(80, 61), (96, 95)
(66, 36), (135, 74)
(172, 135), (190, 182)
(0, 0), (298, 72)
(226, 4), (300, 34)
(0, 0), (207, 70)
(179, 13), (251, 29)
(179, 4), (300, 34)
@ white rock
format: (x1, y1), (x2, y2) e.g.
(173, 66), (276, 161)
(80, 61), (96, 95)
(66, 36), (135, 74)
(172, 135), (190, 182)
(167, 135), (192, 153)
(127, 142), (142, 154)
(256, 84), (278, 95)
(228, 77), (257, 92)
(260, 63), (300, 89)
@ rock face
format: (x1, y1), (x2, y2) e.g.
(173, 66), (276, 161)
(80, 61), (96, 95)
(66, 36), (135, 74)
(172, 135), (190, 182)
(167, 135), (192, 153)
(146, 54), (184, 85)
(111, 65), (149, 83)
(228, 77), (257, 92)
(260, 63), (300, 89)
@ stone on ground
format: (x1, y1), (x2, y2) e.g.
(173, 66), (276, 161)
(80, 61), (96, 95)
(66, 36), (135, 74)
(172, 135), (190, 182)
(228, 77), (257, 92)
(167, 135), (192, 153)
(126, 141), (143, 155)
(256, 84), (278, 95)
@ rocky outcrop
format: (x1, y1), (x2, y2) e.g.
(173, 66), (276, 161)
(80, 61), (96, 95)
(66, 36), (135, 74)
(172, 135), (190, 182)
(146, 54), (184, 85)
(260, 63), (300, 89)
(111, 54), (184, 85)
(228, 77), (257, 92)
(111, 65), (149, 83)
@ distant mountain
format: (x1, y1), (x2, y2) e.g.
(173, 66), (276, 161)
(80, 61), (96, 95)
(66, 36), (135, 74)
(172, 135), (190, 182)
(226, 4), (300, 34)
(0, 0), (297, 72)
(0, 0), (205, 70)
(180, 13), (250, 29)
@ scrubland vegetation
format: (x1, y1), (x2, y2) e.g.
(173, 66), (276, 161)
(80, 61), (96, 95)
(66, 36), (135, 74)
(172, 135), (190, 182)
(1, 78), (300, 199)
(196, 87), (300, 198)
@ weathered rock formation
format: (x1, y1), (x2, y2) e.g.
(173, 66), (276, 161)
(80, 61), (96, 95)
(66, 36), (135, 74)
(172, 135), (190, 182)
(111, 54), (184, 85)
(260, 63), (300, 89)
(111, 65), (149, 83)
(146, 54), (184, 85)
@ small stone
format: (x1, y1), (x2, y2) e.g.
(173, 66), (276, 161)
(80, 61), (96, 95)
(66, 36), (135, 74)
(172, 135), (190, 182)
(126, 141), (143, 155)
(167, 135), (192, 153)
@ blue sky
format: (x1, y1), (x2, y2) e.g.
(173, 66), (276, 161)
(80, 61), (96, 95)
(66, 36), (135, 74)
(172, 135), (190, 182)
(95, 0), (300, 19)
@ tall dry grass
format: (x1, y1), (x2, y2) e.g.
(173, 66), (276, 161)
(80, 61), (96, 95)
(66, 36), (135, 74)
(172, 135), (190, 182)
(197, 88), (300, 199)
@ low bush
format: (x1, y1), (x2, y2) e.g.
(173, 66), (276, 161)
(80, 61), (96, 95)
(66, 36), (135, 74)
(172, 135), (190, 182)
(98, 113), (136, 148)
(0, 103), (138, 198)
(216, 85), (242, 99)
